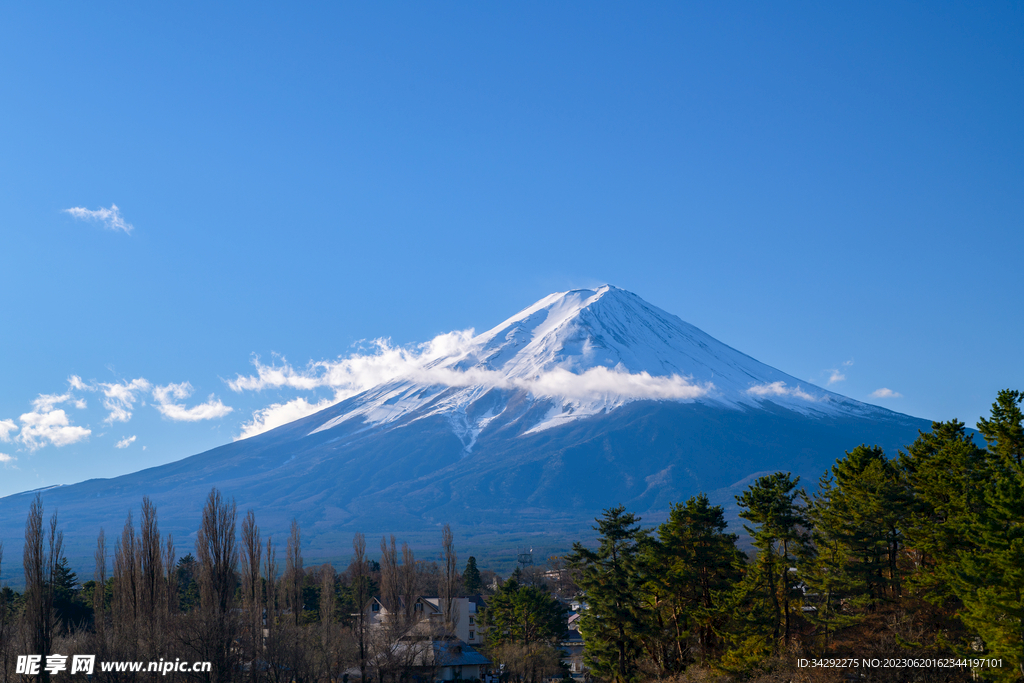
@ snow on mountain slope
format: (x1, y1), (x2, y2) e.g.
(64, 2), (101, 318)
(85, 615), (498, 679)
(307, 286), (878, 447)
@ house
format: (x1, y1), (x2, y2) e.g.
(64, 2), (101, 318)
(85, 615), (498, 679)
(361, 595), (492, 682)
(366, 595), (486, 646)
(559, 612), (586, 679)
(430, 639), (491, 682)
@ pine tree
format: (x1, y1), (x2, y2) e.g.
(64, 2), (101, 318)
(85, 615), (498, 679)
(898, 420), (986, 615)
(483, 576), (566, 647)
(646, 495), (744, 671)
(828, 445), (906, 606)
(463, 556), (482, 594)
(726, 472), (809, 669)
(567, 506), (648, 683)
(957, 390), (1024, 679)
(801, 472), (864, 653)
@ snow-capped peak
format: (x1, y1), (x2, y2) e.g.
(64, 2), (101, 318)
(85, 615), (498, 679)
(309, 286), (876, 447)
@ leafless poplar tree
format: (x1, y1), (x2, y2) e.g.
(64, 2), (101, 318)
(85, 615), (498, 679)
(401, 542), (417, 624)
(352, 532), (368, 683)
(138, 497), (166, 656)
(285, 519), (304, 626)
(318, 563), (338, 681)
(93, 530), (106, 645)
(379, 535), (400, 616)
(23, 495), (62, 683)
(440, 524), (459, 635)
(196, 488), (238, 683)
(264, 536), (278, 631)
(112, 510), (139, 652)
(240, 509), (263, 677)
(164, 533), (177, 615)
(0, 541), (12, 683)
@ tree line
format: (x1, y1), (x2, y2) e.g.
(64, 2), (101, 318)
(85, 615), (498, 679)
(567, 389), (1024, 683)
(0, 489), (485, 683)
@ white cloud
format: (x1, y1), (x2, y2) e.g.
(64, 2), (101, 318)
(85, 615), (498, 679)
(246, 331), (711, 395)
(0, 419), (17, 442)
(99, 377), (151, 423)
(0, 452), (15, 466)
(870, 388), (902, 399)
(152, 382), (233, 422)
(32, 391), (75, 413)
(114, 435), (137, 449)
(63, 203), (134, 234)
(747, 381), (816, 401)
(228, 333), (475, 397)
(230, 332), (712, 404)
(234, 364), (714, 441)
(18, 408), (91, 450)
(236, 396), (335, 440)
(8, 379), (92, 450)
(826, 360), (853, 385)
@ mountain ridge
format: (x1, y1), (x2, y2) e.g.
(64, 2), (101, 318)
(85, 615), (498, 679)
(0, 286), (930, 575)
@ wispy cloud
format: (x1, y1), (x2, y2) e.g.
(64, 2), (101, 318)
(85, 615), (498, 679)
(0, 419), (17, 442)
(13, 381), (92, 450)
(0, 453), (15, 467)
(231, 332), (715, 439)
(228, 333), (474, 396)
(826, 359), (854, 385)
(870, 388), (902, 399)
(152, 382), (233, 422)
(234, 365), (714, 441)
(114, 435), (137, 449)
(99, 378), (151, 423)
(63, 204), (134, 234)
(236, 396), (335, 440)
(747, 381), (815, 401)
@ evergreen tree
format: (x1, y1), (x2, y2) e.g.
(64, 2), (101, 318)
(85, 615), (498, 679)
(644, 495), (744, 671)
(483, 576), (566, 648)
(176, 553), (200, 612)
(801, 472), (864, 653)
(726, 472), (809, 669)
(567, 506), (648, 683)
(958, 390), (1024, 679)
(463, 556), (483, 594)
(828, 445), (906, 606)
(899, 420), (987, 612)
(51, 556), (90, 630)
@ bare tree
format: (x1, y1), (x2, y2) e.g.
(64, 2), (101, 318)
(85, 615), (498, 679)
(440, 524), (459, 635)
(284, 519), (304, 627)
(138, 497), (165, 657)
(401, 542), (417, 624)
(22, 495), (62, 683)
(0, 541), (13, 683)
(196, 488), (239, 683)
(164, 534), (177, 616)
(93, 530), (107, 647)
(240, 509), (263, 678)
(352, 532), (368, 683)
(263, 535), (280, 680)
(318, 563), (338, 681)
(112, 510), (139, 656)
(380, 535), (400, 616)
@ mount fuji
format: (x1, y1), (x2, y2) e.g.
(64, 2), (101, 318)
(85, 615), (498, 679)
(0, 286), (930, 566)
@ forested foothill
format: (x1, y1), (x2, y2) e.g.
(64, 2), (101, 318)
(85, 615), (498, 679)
(0, 390), (1021, 682)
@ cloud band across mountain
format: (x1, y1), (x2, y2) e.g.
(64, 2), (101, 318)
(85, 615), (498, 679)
(229, 332), (714, 439)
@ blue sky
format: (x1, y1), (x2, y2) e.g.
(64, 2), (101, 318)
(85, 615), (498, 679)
(0, 2), (1021, 497)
